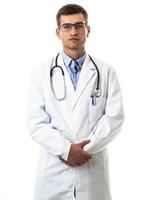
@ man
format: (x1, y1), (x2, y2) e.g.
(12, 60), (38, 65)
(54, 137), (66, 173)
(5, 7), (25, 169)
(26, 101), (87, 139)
(27, 4), (124, 200)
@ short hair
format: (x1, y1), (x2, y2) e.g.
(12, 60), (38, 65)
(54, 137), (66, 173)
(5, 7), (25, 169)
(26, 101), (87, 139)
(56, 4), (88, 26)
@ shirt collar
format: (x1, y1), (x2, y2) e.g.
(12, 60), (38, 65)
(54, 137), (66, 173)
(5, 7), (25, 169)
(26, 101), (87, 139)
(62, 52), (86, 68)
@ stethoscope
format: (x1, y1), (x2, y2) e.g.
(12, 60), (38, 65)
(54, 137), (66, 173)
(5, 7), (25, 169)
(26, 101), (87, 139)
(50, 53), (101, 101)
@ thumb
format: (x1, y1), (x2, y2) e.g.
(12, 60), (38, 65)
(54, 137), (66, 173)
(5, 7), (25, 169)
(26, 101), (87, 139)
(78, 140), (91, 148)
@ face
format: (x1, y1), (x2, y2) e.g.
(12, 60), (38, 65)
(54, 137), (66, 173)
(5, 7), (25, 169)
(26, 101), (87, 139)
(56, 13), (90, 53)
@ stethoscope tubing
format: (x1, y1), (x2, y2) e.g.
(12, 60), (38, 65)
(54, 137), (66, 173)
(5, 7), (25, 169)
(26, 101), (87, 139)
(50, 53), (101, 98)
(50, 54), (65, 77)
(88, 55), (100, 91)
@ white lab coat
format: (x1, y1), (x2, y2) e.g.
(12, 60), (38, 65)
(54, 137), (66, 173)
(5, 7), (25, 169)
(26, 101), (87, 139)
(27, 53), (124, 200)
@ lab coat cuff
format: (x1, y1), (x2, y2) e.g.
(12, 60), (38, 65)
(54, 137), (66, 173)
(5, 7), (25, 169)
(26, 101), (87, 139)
(61, 142), (71, 161)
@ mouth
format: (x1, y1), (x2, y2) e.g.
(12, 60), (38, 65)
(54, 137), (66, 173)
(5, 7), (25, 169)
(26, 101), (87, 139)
(68, 38), (79, 41)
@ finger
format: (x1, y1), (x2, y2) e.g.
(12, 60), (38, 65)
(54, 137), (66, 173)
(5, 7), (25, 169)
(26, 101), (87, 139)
(74, 162), (83, 167)
(66, 163), (74, 167)
(76, 160), (89, 166)
(82, 157), (91, 162)
(82, 151), (92, 159)
(78, 140), (91, 148)
(67, 161), (77, 167)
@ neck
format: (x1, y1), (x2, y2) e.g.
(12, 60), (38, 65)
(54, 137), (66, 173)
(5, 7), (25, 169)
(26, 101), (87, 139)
(63, 47), (85, 60)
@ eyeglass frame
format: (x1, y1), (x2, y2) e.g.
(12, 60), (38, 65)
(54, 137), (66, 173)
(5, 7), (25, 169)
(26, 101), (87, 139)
(58, 22), (87, 32)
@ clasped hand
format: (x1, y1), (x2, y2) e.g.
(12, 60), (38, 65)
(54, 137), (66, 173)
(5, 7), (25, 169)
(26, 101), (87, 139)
(59, 140), (92, 167)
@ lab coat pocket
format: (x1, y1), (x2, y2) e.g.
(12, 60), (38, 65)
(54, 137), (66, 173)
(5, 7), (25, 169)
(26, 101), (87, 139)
(89, 97), (106, 126)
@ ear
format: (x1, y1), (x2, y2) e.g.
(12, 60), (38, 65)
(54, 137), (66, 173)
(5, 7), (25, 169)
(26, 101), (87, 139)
(86, 25), (90, 37)
(56, 28), (61, 39)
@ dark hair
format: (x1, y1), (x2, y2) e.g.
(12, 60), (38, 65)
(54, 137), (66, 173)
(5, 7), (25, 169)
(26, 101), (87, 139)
(56, 4), (88, 26)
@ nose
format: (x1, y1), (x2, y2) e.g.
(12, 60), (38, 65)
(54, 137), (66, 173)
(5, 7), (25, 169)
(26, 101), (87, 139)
(70, 26), (78, 35)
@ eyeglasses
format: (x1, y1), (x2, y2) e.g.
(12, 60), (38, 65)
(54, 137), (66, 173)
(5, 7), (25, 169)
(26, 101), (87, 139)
(58, 22), (87, 32)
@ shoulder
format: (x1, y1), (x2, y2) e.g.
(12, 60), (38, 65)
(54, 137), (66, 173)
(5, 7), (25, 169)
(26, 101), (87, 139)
(88, 55), (115, 73)
(87, 55), (119, 84)
(33, 59), (53, 74)
(31, 58), (54, 80)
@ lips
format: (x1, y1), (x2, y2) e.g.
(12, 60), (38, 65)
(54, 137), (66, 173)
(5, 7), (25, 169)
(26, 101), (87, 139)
(68, 38), (79, 41)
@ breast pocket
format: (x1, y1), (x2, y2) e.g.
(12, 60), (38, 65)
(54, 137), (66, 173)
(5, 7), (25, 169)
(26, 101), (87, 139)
(89, 96), (106, 126)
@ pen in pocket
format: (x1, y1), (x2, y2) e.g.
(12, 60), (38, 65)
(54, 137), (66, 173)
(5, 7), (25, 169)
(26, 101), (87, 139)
(91, 95), (96, 106)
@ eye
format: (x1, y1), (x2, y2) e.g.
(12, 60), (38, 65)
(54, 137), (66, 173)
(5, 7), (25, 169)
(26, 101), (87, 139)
(63, 24), (72, 29)
(76, 23), (84, 28)
(74, 22), (86, 29)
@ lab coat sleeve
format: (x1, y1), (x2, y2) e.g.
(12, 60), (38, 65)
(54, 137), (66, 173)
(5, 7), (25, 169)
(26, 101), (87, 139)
(26, 66), (71, 160)
(84, 66), (124, 154)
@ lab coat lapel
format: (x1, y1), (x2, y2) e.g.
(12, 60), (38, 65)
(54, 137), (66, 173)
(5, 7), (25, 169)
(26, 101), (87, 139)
(72, 55), (96, 109)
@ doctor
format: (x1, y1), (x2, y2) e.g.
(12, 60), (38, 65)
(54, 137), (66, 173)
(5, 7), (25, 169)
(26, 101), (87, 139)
(27, 3), (124, 200)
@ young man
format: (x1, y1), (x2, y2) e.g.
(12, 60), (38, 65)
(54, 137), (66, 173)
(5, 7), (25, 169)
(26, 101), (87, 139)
(27, 4), (124, 200)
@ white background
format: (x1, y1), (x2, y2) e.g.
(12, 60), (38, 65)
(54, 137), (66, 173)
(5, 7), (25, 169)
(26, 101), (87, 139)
(0, 0), (150, 199)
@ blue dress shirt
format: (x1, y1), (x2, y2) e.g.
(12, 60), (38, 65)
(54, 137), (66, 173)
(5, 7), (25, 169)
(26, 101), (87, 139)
(62, 52), (86, 90)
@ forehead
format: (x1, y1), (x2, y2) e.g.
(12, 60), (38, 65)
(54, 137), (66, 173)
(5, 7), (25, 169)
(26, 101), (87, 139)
(59, 13), (85, 24)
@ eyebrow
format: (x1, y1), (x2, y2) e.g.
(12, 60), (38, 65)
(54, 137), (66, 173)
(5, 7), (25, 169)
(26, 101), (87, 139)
(60, 21), (86, 25)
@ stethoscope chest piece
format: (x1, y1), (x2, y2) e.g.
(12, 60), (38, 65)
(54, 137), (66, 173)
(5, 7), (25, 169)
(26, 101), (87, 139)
(94, 89), (102, 97)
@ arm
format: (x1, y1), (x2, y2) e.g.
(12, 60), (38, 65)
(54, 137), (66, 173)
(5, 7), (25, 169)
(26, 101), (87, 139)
(26, 67), (71, 160)
(84, 67), (124, 154)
